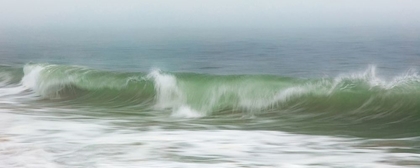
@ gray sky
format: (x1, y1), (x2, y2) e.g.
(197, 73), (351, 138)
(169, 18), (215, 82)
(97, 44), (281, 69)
(1, 0), (420, 30)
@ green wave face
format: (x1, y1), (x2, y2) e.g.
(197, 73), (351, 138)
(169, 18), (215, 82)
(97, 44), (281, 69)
(0, 65), (24, 86)
(5, 63), (420, 134)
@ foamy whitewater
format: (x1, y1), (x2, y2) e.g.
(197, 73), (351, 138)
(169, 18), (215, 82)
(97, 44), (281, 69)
(0, 62), (420, 168)
(1, 28), (420, 167)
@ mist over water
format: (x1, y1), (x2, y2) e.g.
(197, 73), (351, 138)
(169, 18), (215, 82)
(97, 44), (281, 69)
(1, 33), (420, 167)
(2, 27), (420, 77)
(2, 0), (420, 167)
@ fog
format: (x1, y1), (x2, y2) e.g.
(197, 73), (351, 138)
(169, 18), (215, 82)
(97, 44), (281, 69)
(1, 0), (419, 31)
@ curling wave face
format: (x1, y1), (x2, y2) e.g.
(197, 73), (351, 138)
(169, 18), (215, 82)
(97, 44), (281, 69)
(2, 63), (420, 132)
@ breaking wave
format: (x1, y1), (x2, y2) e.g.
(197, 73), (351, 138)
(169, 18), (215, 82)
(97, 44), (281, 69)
(2, 63), (420, 122)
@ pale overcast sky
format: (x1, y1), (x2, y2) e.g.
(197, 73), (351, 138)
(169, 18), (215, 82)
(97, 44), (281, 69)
(0, 0), (419, 30)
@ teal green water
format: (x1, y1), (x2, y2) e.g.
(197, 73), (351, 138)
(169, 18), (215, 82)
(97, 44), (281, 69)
(1, 30), (420, 167)
(2, 63), (420, 138)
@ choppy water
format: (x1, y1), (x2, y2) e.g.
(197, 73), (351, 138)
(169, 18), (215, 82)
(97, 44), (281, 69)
(1, 29), (420, 167)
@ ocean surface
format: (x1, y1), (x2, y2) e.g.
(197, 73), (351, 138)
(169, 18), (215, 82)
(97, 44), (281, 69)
(1, 28), (420, 167)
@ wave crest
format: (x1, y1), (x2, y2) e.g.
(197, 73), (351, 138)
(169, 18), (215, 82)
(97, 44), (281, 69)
(5, 63), (420, 121)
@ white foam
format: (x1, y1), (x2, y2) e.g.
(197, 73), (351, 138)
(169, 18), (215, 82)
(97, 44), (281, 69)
(1, 109), (413, 168)
(387, 68), (420, 89)
(146, 69), (210, 118)
(329, 65), (420, 93)
(0, 67), (37, 100)
(171, 105), (204, 118)
(20, 64), (70, 99)
(21, 64), (45, 91)
(147, 69), (185, 110)
(0, 86), (28, 97)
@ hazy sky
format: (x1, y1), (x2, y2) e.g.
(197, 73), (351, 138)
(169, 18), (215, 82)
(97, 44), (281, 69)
(1, 0), (419, 31)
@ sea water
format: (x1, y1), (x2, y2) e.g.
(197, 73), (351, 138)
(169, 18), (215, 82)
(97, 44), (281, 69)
(1, 28), (420, 167)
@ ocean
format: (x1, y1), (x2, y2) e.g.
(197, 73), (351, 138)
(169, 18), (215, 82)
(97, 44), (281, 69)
(1, 28), (420, 167)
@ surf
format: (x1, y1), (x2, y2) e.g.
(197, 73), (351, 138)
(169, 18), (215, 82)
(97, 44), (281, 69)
(2, 63), (420, 125)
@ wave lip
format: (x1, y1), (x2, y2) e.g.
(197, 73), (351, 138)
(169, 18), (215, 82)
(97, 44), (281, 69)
(0, 63), (419, 125)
